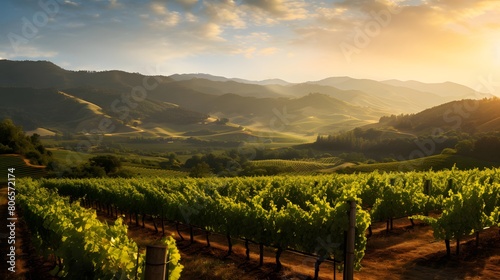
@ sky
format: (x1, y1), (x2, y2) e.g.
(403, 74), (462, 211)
(1, 0), (500, 89)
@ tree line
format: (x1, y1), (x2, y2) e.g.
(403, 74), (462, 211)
(314, 128), (500, 162)
(0, 118), (52, 165)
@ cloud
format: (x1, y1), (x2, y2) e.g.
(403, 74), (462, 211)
(184, 12), (197, 22)
(229, 32), (279, 58)
(234, 32), (271, 43)
(272, 0), (500, 84)
(203, 0), (246, 29)
(312, 6), (356, 31)
(5, 45), (57, 58)
(149, 2), (181, 27)
(108, 0), (122, 9)
(241, 0), (309, 21)
(430, 0), (497, 11)
(231, 46), (278, 58)
(62, 0), (80, 8)
(151, 2), (169, 15)
(198, 22), (224, 40)
(176, 0), (198, 10)
(232, 46), (257, 58)
(259, 47), (278, 55)
(2, 0), (498, 85)
(293, 0), (500, 54)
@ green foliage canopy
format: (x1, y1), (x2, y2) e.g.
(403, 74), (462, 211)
(0, 118), (52, 164)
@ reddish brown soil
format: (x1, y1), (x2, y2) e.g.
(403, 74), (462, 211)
(357, 218), (500, 280)
(0, 186), (57, 280)
(3, 193), (499, 280)
(99, 210), (500, 280)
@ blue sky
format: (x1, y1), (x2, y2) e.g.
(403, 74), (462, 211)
(1, 0), (500, 88)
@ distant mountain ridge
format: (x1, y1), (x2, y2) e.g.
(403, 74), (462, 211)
(169, 73), (292, 86)
(166, 70), (488, 114)
(381, 79), (482, 98)
(0, 60), (491, 139)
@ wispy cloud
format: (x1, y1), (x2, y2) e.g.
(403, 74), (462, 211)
(4, 45), (57, 58)
(149, 2), (181, 27)
(108, 0), (122, 9)
(258, 47), (278, 56)
(1, 0), (499, 84)
(62, 0), (80, 8)
(197, 22), (225, 41)
(203, 0), (246, 29)
(241, 0), (309, 21)
(176, 0), (198, 10)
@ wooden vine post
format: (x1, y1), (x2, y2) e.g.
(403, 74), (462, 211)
(423, 179), (432, 216)
(144, 245), (167, 280)
(344, 201), (356, 280)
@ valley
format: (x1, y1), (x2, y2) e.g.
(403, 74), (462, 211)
(1, 60), (500, 280)
(2, 0), (500, 279)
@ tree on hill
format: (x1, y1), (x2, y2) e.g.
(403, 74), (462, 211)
(47, 154), (132, 178)
(88, 155), (122, 174)
(0, 118), (52, 165)
(455, 140), (474, 155)
(189, 162), (212, 178)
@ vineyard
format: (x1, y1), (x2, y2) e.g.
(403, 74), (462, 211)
(15, 167), (500, 279)
(248, 158), (340, 174)
(123, 166), (188, 178)
(16, 180), (183, 279)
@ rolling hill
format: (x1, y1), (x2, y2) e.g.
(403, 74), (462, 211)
(0, 86), (207, 133)
(367, 98), (500, 135)
(306, 77), (471, 113)
(308, 98), (500, 168)
(0, 87), (129, 133)
(0, 59), (490, 140)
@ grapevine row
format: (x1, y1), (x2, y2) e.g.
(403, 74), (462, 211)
(16, 179), (183, 279)
(20, 167), (500, 274)
(32, 176), (371, 271)
(413, 180), (500, 255)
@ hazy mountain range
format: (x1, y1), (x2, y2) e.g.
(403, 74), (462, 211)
(0, 60), (493, 140)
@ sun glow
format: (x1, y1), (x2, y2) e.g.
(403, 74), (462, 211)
(1, 1), (500, 85)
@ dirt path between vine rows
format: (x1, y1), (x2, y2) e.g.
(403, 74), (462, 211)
(0, 185), (57, 280)
(2, 192), (499, 280)
(96, 209), (500, 280)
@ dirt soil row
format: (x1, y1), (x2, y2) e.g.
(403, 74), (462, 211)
(100, 209), (500, 280)
(2, 190), (499, 280)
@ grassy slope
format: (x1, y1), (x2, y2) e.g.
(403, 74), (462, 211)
(0, 155), (46, 183)
(49, 149), (94, 163)
(338, 154), (500, 173)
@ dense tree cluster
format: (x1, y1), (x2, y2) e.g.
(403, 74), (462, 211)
(48, 155), (129, 178)
(379, 114), (414, 130)
(182, 147), (314, 177)
(0, 118), (52, 165)
(315, 129), (456, 159)
(315, 127), (500, 162)
(456, 136), (500, 161)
